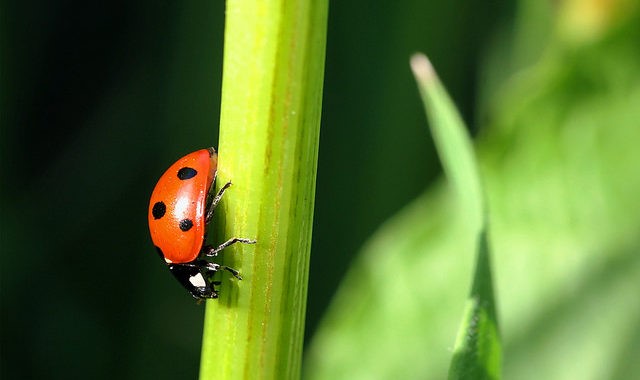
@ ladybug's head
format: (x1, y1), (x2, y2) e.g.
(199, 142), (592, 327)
(167, 264), (219, 299)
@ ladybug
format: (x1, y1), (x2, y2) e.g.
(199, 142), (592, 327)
(148, 147), (256, 299)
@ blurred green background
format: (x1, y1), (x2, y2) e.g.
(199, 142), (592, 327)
(3, 0), (640, 379)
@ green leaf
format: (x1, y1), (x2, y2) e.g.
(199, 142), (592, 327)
(305, 6), (640, 379)
(411, 53), (501, 380)
(199, 1), (328, 379)
(448, 228), (501, 380)
(410, 53), (483, 227)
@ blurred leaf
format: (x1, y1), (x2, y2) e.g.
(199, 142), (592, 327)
(410, 53), (501, 379)
(448, 228), (501, 380)
(410, 54), (483, 227)
(305, 3), (640, 380)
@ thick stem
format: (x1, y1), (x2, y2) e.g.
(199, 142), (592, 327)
(199, 1), (328, 379)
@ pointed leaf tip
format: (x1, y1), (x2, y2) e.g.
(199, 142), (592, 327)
(410, 53), (436, 85)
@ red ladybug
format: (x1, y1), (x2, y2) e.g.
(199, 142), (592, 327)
(148, 147), (256, 299)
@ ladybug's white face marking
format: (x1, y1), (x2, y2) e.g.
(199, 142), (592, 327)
(189, 273), (207, 288)
(164, 257), (173, 264)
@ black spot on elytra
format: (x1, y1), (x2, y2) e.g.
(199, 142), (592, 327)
(152, 202), (166, 219)
(177, 167), (197, 180)
(155, 246), (164, 259)
(179, 219), (193, 232)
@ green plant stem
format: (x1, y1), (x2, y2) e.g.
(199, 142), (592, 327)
(199, 1), (328, 379)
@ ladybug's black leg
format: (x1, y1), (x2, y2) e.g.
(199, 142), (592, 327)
(200, 261), (243, 280)
(204, 237), (257, 257)
(205, 181), (233, 223)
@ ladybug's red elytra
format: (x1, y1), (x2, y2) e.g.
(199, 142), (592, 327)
(148, 147), (256, 299)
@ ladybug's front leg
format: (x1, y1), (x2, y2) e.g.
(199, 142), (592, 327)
(205, 181), (232, 223)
